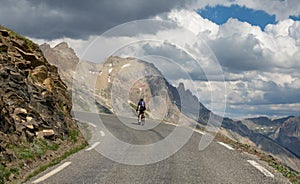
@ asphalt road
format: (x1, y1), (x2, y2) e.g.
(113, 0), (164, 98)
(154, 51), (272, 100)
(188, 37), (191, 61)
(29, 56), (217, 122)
(26, 112), (290, 184)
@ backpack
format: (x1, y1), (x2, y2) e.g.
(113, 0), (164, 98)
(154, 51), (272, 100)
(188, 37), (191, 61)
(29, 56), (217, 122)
(139, 101), (145, 110)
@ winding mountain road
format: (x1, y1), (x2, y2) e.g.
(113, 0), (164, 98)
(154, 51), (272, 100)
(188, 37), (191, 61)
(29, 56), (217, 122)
(26, 112), (289, 184)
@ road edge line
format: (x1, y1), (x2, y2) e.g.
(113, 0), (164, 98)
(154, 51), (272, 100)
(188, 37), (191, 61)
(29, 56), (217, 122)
(247, 160), (274, 178)
(217, 141), (234, 150)
(86, 142), (100, 151)
(32, 162), (72, 183)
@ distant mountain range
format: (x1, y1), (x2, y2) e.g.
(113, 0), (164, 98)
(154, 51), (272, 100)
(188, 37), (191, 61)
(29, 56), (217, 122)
(271, 117), (300, 159)
(241, 116), (294, 135)
(241, 116), (300, 160)
(40, 42), (300, 172)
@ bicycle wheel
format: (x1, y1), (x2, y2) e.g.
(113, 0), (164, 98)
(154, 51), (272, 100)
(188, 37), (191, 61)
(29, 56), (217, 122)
(141, 114), (145, 126)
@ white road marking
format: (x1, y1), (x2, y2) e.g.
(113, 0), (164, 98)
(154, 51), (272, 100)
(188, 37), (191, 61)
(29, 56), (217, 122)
(247, 160), (274, 178)
(194, 129), (205, 135)
(217, 142), (234, 150)
(86, 142), (100, 151)
(32, 162), (72, 183)
(164, 122), (179, 127)
(88, 122), (97, 128)
(100, 131), (105, 137)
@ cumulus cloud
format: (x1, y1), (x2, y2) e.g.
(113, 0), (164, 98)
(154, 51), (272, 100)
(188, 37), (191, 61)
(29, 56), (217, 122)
(161, 9), (300, 117)
(24, 2), (300, 118)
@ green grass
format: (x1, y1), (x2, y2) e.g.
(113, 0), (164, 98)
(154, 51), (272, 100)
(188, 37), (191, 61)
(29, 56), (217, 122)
(2, 138), (87, 183)
(129, 102), (137, 110)
(25, 142), (87, 182)
(69, 129), (79, 142)
(9, 168), (19, 175)
(47, 143), (59, 151)
(16, 140), (60, 161)
(195, 124), (205, 131)
(1, 139), (71, 183)
(19, 149), (35, 159)
(0, 165), (19, 184)
(0, 163), (10, 184)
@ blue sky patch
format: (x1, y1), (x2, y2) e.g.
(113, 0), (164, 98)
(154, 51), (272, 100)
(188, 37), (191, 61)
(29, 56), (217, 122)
(197, 5), (276, 30)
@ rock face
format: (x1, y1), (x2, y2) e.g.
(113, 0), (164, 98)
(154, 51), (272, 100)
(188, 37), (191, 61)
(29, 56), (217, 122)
(0, 26), (85, 182)
(95, 56), (181, 122)
(271, 117), (300, 159)
(39, 42), (79, 87)
(40, 44), (188, 122)
(40, 43), (111, 113)
(241, 116), (293, 136)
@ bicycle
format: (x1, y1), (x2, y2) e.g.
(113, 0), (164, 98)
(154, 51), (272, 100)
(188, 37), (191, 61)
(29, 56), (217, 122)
(140, 113), (145, 126)
(137, 111), (145, 126)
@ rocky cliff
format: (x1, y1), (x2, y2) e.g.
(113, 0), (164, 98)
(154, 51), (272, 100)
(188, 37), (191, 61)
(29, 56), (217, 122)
(40, 43), (200, 123)
(39, 42), (79, 87)
(241, 116), (293, 136)
(95, 56), (181, 122)
(0, 26), (85, 183)
(271, 117), (300, 159)
(40, 43), (111, 113)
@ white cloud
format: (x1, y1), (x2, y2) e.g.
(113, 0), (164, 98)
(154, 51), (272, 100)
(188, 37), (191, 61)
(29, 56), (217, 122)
(34, 7), (300, 118)
(161, 9), (300, 117)
(265, 19), (294, 37)
(289, 21), (300, 44)
(166, 9), (219, 40)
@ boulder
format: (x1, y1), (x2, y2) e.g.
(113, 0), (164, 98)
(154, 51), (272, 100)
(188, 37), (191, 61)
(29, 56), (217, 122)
(13, 107), (27, 115)
(36, 129), (55, 139)
(30, 65), (48, 83)
(43, 78), (54, 93)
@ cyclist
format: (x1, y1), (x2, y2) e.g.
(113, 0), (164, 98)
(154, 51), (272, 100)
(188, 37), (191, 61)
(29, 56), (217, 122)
(136, 98), (146, 124)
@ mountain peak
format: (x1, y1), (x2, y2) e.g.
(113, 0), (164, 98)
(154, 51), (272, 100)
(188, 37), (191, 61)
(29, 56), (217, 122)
(54, 41), (69, 49)
(40, 43), (51, 49)
(246, 116), (270, 121)
(178, 82), (185, 91)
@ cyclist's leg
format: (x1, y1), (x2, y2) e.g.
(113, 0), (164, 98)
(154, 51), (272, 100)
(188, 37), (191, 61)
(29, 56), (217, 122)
(138, 112), (141, 124)
(141, 111), (145, 125)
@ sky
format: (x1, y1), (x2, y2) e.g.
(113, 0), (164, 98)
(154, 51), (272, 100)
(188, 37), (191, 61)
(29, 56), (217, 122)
(0, 0), (299, 119)
(197, 5), (277, 30)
